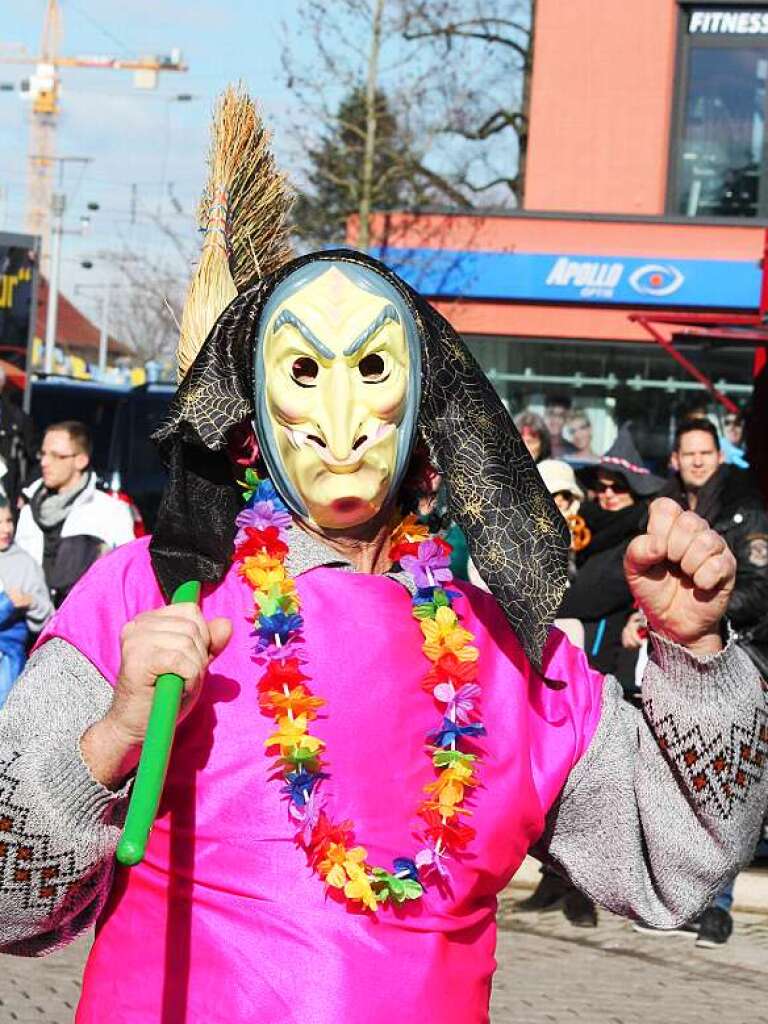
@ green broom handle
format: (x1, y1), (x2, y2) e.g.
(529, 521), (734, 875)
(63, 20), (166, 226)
(116, 580), (202, 866)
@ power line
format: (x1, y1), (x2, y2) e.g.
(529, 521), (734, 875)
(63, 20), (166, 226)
(65, 2), (133, 56)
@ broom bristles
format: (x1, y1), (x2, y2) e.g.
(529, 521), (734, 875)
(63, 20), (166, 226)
(177, 243), (238, 380)
(177, 84), (294, 379)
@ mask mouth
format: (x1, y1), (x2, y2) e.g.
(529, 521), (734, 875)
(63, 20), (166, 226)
(285, 422), (395, 473)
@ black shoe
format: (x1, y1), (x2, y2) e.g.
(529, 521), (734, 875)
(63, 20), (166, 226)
(563, 889), (598, 928)
(515, 872), (572, 913)
(632, 919), (699, 937)
(696, 907), (733, 948)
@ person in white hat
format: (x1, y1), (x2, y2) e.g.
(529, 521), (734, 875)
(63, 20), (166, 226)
(536, 458), (585, 519)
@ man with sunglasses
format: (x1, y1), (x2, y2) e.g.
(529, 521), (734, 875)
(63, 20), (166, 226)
(15, 421), (134, 607)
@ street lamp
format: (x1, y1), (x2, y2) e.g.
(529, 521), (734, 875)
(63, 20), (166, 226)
(75, 270), (114, 377)
(41, 187), (99, 375)
(43, 192), (65, 374)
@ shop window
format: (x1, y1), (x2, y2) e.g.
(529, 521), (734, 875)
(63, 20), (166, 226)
(464, 335), (753, 467)
(671, 6), (768, 218)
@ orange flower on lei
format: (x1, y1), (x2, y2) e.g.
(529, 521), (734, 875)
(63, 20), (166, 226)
(240, 552), (287, 591)
(389, 513), (430, 562)
(420, 606), (478, 662)
(423, 762), (477, 815)
(318, 843), (368, 889)
(259, 684), (325, 718)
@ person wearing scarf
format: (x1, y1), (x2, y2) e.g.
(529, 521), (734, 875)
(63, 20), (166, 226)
(16, 422), (135, 607)
(0, 254), (764, 1024)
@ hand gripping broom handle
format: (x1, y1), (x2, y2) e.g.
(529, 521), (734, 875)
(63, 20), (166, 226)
(116, 580), (202, 866)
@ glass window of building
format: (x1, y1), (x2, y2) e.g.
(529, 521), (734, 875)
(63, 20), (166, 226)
(671, 6), (768, 218)
(465, 334), (753, 470)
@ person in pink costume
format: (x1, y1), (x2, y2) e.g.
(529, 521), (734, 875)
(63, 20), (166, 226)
(0, 252), (765, 1024)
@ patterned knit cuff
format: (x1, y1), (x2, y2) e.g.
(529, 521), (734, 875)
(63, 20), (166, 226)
(646, 626), (748, 702)
(644, 629), (768, 818)
(38, 733), (131, 829)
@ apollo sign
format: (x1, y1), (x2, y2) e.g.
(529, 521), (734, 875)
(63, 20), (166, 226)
(545, 258), (623, 290)
(375, 247), (760, 310)
(544, 258), (685, 300)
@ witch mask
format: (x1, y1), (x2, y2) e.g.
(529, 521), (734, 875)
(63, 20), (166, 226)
(151, 249), (569, 669)
(255, 262), (421, 529)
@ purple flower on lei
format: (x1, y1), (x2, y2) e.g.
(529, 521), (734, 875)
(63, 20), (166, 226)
(290, 786), (325, 845)
(400, 540), (452, 590)
(235, 501), (292, 544)
(253, 635), (305, 662)
(415, 844), (452, 883)
(432, 682), (481, 724)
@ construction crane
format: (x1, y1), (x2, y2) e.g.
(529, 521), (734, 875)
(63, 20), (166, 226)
(0, 0), (187, 262)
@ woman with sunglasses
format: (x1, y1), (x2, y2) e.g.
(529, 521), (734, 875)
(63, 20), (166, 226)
(558, 426), (664, 687)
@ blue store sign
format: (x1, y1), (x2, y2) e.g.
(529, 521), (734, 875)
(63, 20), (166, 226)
(372, 247), (761, 310)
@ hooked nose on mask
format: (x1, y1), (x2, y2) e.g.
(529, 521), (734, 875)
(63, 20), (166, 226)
(286, 421), (394, 472)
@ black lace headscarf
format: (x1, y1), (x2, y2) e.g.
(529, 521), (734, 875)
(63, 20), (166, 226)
(150, 249), (569, 669)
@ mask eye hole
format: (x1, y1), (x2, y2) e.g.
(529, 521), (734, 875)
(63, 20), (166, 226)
(358, 352), (388, 382)
(291, 356), (319, 388)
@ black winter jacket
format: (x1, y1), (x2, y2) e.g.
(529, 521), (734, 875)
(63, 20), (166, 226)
(558, 501), (648, 690)
(0, 396), (36, 511)
(662, 466), (768, 667)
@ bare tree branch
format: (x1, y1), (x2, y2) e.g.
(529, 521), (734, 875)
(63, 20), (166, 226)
(396, 0), (534, 205)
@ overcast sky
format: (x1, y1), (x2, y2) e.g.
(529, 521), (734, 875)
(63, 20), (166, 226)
(1, 0), (307, 313)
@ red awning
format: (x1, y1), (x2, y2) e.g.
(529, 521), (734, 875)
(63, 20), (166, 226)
(35, 277), (132, 357)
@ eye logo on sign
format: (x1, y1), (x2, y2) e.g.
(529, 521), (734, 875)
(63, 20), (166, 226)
(628, 264), (685, 297)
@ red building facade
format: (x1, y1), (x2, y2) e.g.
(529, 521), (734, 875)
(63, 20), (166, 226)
(361, 0), (768, 468)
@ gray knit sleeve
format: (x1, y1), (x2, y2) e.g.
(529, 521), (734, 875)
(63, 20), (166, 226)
(535, 633), (768, 927)
(0, 639), (128, 956)
(22, 558), (54, 634)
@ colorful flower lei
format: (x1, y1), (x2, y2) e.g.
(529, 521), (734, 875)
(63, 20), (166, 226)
(235, 468), (486, 913)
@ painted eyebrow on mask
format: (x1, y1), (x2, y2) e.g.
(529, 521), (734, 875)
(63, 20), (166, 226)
(343, 304), (401, 357)
(272, 309), (336, 360)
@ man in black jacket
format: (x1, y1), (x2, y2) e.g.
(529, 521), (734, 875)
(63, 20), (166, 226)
(655, 416), (768, 947)
(664, 418), (768, 653)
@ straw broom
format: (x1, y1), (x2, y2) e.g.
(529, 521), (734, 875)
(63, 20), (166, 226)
(177, 84), (294, 379)
(117, 88), (295, 869)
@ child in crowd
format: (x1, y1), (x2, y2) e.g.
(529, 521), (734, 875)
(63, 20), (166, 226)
(0, 497), (53, 708)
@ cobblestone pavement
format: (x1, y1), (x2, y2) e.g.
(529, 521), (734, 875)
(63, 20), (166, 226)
(0, 934), (88, 1023)
(1, 898), (767, 1022)
(492, 892), (768, 1024)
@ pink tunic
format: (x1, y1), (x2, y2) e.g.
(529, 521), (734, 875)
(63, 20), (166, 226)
(39, 538), (604, 1024)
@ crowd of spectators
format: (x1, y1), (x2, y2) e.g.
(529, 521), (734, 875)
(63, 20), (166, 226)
(512, 397), (768, 948)
(0, 385), (136, 708)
